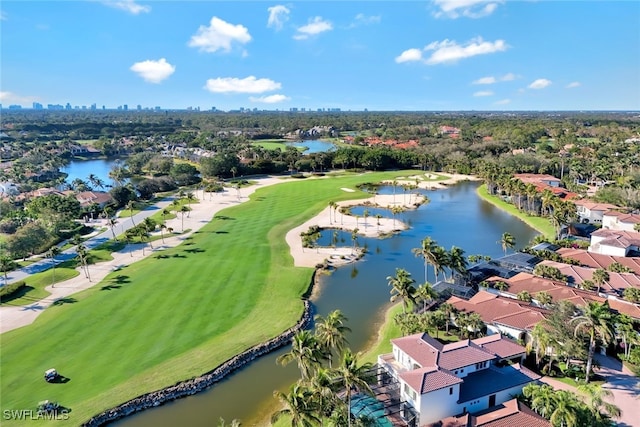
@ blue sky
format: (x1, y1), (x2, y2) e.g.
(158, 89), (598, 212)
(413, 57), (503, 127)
(1, 1), (639, 111)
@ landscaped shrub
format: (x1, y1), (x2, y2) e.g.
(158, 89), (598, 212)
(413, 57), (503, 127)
(0, 280), (27, 301)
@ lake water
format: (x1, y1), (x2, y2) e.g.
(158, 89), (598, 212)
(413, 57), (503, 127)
(115, 180), (539, 427)
(289, 139), (336, 153)
(60, 158), (121, 188)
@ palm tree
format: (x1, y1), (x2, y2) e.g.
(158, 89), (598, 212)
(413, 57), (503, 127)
(517, 290), (532, 302)
(432, 246), (448, 282)
(549, 390), (580, 427)
(0, 253), (15, 285)
(386, 268), (417, 313)
(308, 367), (338, 423)
(328, 201), (336, 224)
(136, 226), (150, 255)
(412, 237), (438, 283)
(375, 214), (382, 231)
(362, 209), (369, 229)
(271, 382), (320, 427)
(391, 180), (398, 204)
(180, 205), (191, 231)
(334, 349), (374, 427)
(523, 383), (557, 419)
(535, 291), (553, 307)
(315, 310), (351, 368)
(415, 282), (437, 312)
(528, 323), (552, 368)
(350, 228), (359, 255)
(159, 224), (167, 244)
(277, 330), (322, 381)
(127, 200), (136, 226)
(48, 246), (61, 287)
(499, 232), (516, 255)
(186, 192), (196, 207)
(76, 243), (91, 281)
(577, 382), (621, 423)
(447, 246), (468, 280)
(571, 301), (615, 383)
(592, 268), (610, 294)
(438, 302), (456, 335)
(390, 205), (403, 229)
(107, 218), (118, 241)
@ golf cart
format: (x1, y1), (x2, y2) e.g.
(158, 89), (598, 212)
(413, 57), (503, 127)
(44, 368), (59, 382)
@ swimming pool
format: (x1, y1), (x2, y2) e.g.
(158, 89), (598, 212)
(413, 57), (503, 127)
(350, 394), (393, 426)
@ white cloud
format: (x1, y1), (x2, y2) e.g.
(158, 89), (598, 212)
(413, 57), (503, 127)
(189, 17), (251, 53)
(528, 78), (552, 89)
(433, 0), (503, 19)
(0, 91), (39, 105)
(267, 5), (290, 31)
(204, 76), (282, 94)
(348, 13), (381, 28)
(249, 94), (290, 103)
(102, 0), (150, 15)
(473, 76), (497, 85)
(395, 48), (423, 63)
(294, 16), (333, 40)
(473, 91), (494, 97)
(424, 37), (508, 65)
(566, 81), (581, 89)
(494, 98), (511, 105)
(472, 72), (517, 85)
(130, 58), (175, 83)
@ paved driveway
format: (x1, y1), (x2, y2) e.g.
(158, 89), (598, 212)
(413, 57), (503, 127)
(593, 353), (639, 427)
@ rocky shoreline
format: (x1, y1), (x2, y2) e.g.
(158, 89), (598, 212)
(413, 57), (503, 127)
(82, 299), (314, 426)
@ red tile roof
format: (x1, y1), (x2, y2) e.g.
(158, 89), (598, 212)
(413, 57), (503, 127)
(603, 211), (640, 224)
(472, 335), (526, 360)
(573, 200), (621, 211)
(448, 290), (548, 332)
(399, 366), (463, 394)
(591, 229), (640, 249)
(557, 248), (640, 274)
(432, 399), (550, 427)
(539, 260), (640, 296)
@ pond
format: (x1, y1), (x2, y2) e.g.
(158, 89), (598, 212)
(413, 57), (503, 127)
(60, 158), (122, 188)
(114, 181), (539, 426)
(288, 139), (336, 154)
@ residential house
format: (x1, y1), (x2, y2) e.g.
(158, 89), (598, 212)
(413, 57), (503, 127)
(75, 191), (113, 209)
(538, 260), (640, 297)
(513, 173), (561, 188)
(377, 332), (539, 425)
(573, 200), (621, 224)
(588, 229), (640, 256)
(431, 398), (551, 427)
(557, 247), (640, 275)
(447, 291), (548, 342)
(602, 211), (640, 232)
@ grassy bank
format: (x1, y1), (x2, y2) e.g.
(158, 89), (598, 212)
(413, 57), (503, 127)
(476, 184), (554, 239)
(0, 171), (416, 426)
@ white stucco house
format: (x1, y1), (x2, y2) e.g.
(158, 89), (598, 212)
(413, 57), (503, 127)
(602, 211), (640, 232)
(377, 332), (539, 426)
(589, 229), (640, 257)
(574, 200), (621, 224)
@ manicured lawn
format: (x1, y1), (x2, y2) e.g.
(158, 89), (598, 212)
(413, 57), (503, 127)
(476, 184), (554, 239)
(1, 267), (80, 305)
(251, 141), (305, 152)
(0, 171), (413, 426)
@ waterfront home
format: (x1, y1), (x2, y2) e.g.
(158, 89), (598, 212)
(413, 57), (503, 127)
(513, 173), (561, 188)
(557, 247), (640, 275)
(377, 332), (539, 425)
(447, 291), (548, 342)
(574, 200), (621, 224)
(538, 260), (640, 297)
(588, 229), (640, 256)
(602, 210), (640, 232)
(75, 191), (113, 209)
(431, 398), (551, 427)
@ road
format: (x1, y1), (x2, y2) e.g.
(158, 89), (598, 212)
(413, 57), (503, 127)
(4, 197), (177, 284)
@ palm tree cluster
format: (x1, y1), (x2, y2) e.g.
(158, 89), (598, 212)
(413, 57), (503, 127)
(522, 383), (620, 427)
(526, 300), (636, 387)
(411, 236), (468, 283)
(273, 310), (376, 427)
(479, 165), (577, 239)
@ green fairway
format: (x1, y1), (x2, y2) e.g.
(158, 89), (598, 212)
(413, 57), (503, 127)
(0, 171), (412, 426)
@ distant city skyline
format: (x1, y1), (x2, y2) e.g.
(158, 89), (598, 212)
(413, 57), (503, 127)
(1, 1), (639, 111)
